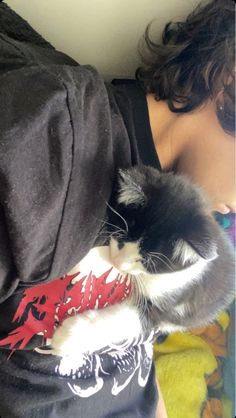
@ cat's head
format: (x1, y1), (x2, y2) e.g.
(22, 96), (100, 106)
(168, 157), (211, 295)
(108, 165), (218, 276)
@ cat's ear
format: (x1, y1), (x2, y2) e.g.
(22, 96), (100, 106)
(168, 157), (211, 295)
(117, 169), (147, 206)
(184, 216), (218, 261)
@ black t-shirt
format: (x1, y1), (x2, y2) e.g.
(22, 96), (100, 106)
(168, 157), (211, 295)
(0, 3), (161, 418)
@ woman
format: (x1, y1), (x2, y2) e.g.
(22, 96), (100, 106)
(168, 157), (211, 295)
(137, 3), (235, 415)
(137, 0), (235, 215)
(0, 1), (234, 417)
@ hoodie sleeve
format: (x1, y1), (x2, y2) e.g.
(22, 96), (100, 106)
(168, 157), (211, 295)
(0, 54), (127, 303)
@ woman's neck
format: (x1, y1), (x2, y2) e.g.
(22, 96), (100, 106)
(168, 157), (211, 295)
(146, 94), (184, 171)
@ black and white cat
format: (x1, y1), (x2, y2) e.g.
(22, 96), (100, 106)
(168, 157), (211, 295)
(51, 165), (234, 366)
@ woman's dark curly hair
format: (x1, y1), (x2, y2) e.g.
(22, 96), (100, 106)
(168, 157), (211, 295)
(136, 0), (235, 135)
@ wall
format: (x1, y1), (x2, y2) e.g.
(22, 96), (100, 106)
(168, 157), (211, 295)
(7, 0), (198, 79)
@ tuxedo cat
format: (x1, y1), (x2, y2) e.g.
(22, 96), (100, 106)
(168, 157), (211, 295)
(51, 165), (234, 366)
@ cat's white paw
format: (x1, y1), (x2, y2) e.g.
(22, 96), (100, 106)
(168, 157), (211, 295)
(51, 311), (99, 359)
(51, 301), (142, 364)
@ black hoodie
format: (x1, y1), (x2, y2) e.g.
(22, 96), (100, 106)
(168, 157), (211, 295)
(0, 3), (161, 417)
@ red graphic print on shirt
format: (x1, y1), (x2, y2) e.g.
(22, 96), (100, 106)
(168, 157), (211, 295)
(0, 268), (131, 350)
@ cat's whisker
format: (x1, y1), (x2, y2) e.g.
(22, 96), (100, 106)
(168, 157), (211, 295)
(133, 273), (148, 317)
(103, 229), (125, 238)
(149, 251), (174, 265)
(111, 232), (125, 239)
(96, 230), (125, 245)
(95, 230), (113, 240)
(148, 253), (174, 272)
(93, 216), (127, 235)
(149, 251), (174, 267)
(144, 255), (152, 269)
(131, 275), (141, 302)
(149, 258), (156, 274)
(103, 200), (129, 233)
(146, 256), (156, 274)
(150, 256), (174, 272)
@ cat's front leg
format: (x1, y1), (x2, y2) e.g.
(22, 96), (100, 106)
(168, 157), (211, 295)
(51, 300), (142, 367)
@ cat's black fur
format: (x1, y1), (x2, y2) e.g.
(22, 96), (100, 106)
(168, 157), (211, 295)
(107, 165), (235, 334)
